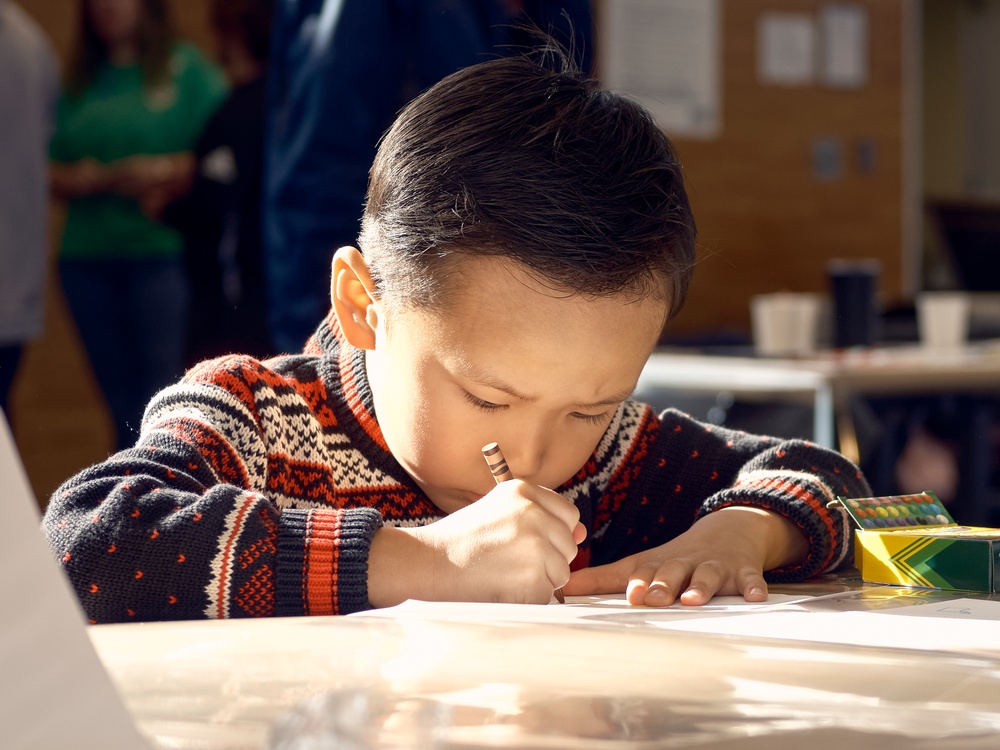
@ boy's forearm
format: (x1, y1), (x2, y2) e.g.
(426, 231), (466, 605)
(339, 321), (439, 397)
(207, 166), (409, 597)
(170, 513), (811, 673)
(367, 525), (434, 609)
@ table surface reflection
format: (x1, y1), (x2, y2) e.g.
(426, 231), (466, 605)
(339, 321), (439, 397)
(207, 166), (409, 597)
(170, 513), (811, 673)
(90, 577), (1000, 750)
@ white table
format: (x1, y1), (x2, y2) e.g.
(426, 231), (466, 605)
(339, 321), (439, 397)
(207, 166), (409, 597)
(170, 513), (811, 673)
(90, 577), (1000, 750)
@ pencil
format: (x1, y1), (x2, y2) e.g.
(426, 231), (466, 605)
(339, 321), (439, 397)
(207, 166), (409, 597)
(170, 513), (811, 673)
(481, 442), (566, 603)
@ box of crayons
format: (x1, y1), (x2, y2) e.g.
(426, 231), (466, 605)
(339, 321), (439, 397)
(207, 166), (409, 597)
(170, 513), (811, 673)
(831, 491), (1000, 593)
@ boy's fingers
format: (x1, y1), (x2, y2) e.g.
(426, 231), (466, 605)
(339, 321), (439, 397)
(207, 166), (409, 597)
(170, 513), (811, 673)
(639, 558), (693, 606)
(542, 554), (573, 594)
(565, 556), (692, 603)
(676, 560), (725, 606)
(547, 523), (581, 564)
(678, 563), (768, 605)
(513, 481), (580, 531)
(739, 569), (769, 602)
(563, 558), (632, 595)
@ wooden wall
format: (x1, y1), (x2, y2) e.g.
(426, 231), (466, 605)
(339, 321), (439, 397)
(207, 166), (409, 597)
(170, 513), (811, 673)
(596, 0), (918, 340)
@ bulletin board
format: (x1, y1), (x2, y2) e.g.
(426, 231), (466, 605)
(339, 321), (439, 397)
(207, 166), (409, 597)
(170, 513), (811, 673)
(595, 0), (919, 341)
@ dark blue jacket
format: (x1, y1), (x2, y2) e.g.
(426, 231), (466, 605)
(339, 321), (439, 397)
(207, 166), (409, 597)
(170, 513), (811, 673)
(263, 0), (592, 352)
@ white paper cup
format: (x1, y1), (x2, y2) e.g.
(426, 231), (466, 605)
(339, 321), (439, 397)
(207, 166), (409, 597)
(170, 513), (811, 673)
(751, 293), (822, 357)
(916, 292), (970, 350)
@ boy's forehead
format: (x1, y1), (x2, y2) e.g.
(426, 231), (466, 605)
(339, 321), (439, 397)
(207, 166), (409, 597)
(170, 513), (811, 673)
(435, 254), (670, 316)
(396, 256), (668, 371)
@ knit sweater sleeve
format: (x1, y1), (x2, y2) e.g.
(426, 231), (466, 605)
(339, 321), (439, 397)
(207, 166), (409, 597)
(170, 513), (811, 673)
(42, 355), (384, 623)
(572, 404), (870, 582)
(692, 436), (865, 582)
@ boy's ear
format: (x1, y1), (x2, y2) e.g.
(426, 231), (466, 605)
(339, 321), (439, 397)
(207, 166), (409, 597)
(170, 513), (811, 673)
(331, 247), (380, 350)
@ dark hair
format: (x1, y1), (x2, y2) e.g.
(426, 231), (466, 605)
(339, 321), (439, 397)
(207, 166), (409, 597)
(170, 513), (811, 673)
(360, 42), (696, 321)
(69, 0), (174, 97)
(211, 0), (274, 63)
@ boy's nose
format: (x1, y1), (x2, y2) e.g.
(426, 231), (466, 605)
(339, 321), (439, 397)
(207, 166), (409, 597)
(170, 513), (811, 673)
(506, 429), (549, 482)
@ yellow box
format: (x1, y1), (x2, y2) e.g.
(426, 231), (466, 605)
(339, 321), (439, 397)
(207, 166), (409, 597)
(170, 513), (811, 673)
(833, 492), (1000, 593)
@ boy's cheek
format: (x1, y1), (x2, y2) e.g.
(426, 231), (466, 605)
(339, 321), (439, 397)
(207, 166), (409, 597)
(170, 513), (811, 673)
(403, 420), (483, 483)
(532, 446), (597, 492)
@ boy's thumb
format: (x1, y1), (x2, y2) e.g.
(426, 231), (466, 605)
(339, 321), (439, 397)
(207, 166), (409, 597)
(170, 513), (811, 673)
(562, 561), (629, 596)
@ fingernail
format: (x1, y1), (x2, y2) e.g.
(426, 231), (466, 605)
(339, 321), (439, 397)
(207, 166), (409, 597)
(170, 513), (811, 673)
(679, 587), (707, 606)
(645, 584), (669, 603)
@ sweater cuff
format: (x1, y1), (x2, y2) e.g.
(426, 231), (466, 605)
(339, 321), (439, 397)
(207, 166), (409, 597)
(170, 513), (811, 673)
(698, 469), (852, 582)
(275, 507), (383, 616)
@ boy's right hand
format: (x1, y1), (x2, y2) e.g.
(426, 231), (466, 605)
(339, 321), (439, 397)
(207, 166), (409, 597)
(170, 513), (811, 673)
(367, 480), (584, 607)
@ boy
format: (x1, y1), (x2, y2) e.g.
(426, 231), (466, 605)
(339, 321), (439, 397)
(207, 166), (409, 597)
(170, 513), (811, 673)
(44, 45), (869, 623)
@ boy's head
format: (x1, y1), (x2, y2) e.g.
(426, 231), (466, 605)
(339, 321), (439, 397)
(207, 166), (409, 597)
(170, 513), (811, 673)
(359, 42), (696, 319)
(333, 44), (697, 513)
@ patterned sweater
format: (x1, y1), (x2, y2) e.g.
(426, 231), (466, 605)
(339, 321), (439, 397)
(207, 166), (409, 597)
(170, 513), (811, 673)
(43, 312), (870, 623)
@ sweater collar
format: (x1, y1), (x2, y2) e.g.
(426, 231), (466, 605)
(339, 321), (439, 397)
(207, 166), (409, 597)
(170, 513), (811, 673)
(311, 308), (385, 447)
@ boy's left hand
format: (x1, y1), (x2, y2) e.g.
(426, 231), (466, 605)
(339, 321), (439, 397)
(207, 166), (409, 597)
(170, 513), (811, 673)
(562, 506), (807, 606)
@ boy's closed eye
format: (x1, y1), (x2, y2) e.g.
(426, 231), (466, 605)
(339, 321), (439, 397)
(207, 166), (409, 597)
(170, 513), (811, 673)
(571, 411), (615, 426)
(462, 390), (506, 413)
(461, 390), (614, 426)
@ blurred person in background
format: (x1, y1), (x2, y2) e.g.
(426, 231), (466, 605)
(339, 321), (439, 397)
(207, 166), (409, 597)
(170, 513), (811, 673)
(164, 0), (276, 366)
(49, 0), (226, 450)
(262, 0), (593, 354)
(0, 0), (59, 426)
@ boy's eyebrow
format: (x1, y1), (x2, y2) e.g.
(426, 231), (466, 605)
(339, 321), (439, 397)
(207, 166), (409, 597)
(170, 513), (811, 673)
(466, 367), (635, 409)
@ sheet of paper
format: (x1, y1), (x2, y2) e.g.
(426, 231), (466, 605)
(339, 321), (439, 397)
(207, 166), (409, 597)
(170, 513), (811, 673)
(601, 0), (721, 138)
(820, 3), (868, 88)
(879, 597), (1000, 621)
(352, 588), (1000, 658)
(651, 605), (1000, 657)
(350, 592), (811, 628)
(757, 13), (816, 85)
(0, 413), (150, 749)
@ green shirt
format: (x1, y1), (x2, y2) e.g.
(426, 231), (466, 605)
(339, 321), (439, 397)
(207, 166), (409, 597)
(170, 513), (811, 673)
(51, 43), (227, 261)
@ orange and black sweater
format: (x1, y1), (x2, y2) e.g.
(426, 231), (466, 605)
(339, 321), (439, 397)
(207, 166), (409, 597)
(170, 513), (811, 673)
(43, 312), (870, 623)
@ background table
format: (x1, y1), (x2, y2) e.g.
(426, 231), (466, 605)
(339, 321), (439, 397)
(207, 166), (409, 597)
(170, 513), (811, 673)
(635, 341), (1000, 524)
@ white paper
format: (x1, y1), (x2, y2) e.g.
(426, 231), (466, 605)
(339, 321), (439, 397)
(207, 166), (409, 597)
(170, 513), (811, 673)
(879, 597), (1000, 621)
(601, 0), (721, 138)
(352, 591), (1000, 657)
(652, 606), (1000, 657)
(0, 412), (150, 749)
(351, 592), (811, 627)
(820, 3), (868, 88)
(757, 13), (816, 85)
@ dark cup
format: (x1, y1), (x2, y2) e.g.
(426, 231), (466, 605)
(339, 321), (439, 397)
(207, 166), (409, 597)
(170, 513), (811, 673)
(828, 259), (880, 348)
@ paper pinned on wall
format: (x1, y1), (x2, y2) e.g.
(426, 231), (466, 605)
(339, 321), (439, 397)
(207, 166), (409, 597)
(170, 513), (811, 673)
(757, 13), (817, 86)
(820, 3), (869, 88)
(601, 0), (721, 139)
